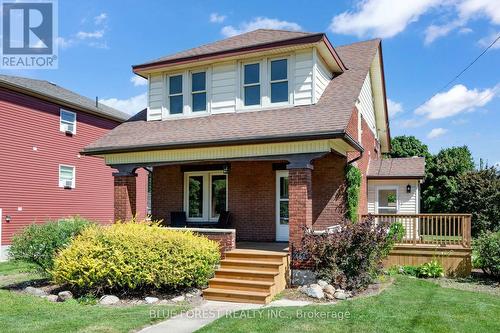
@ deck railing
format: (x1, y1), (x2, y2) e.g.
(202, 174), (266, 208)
(361, 214), (472, 248)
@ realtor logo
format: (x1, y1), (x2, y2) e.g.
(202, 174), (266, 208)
(1, 0), (58, 69)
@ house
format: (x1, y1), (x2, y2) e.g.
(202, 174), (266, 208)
(0, 75), (148, 260)
(83, 30), (471, 302)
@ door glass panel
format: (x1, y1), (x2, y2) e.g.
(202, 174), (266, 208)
(188, 176), (203, 218)
(279, 175), (289, 225)
(280, 201), (289, 225)
(280, 177), (288, 199)
(211, 175), (227, 219)
(378, 189), (397, 213)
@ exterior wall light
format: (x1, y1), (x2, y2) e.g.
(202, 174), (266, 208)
(223, 163), (231, 174)
(406, 184), (411, 193)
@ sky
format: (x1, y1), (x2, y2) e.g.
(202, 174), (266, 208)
(1, 0), (499, 166)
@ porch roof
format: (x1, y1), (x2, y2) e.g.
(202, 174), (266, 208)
(367, 157), (425, 179)
(83, 39), (380, 155)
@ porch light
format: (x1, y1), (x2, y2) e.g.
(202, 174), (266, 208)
(223, 163), (231, 174)
(406, 184), (411, 193)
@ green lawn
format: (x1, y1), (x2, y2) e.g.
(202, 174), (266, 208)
(0, 261), (184, 333)
(198, 276), (500, 333)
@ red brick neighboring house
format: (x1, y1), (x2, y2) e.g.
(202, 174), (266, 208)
(83, 30), (424, 272)
(0, 75), (148, 260)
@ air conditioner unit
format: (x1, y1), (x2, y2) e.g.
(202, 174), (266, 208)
(63, 180), (73, 189)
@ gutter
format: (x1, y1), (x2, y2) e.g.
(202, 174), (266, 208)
(81, 130), (364, 156)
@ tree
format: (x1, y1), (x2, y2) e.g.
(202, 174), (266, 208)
(455, 167), (500, 237)
(422, 146), (474, 213)
(388, 135), (432, 160)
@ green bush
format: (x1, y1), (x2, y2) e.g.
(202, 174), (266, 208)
(52, 222), (220, 292)
(9, 216), (93, 273)
(474, 231), (500, 279)
(382, 222), (405, 256)
(345, 165), (362, 222)
(417, 260), (444, 278)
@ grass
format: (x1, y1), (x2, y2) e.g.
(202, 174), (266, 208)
(198, 276), (500, 333)
(0, 261), (185, 333)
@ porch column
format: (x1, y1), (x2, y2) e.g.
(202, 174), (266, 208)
(113, 166), (138, 222)
(288, 166), (313, 267)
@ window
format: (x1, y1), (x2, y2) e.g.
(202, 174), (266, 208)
(377, 188), (398, 214)
(60, 109), (76, 134)
(191, 72), (207, 112)
(185, 171), (227, 221)
(59, 165), (75, 188)
(270, 59), (288, 103)
(243, 63), (260, 106)
(278, 175), (289, 225)
(168, 75), (183, 114)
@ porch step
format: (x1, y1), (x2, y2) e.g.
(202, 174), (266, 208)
(204, 249), (289, 304)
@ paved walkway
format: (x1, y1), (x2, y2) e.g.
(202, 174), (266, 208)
(140, 299), (311, 333)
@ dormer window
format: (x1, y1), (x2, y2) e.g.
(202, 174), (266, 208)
(191, 71), (207, 112)
(243, 63), (260, 106)
(270, 59), (288, 103)
(168, 74), (183, 114)
(60, 109), (76, 134)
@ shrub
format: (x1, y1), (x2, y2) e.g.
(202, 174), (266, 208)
(382, 222), (405, 256)
(474, 231), (500, 279)
(9, 216), (93, 273)
(52, 222), (220, 292)
(345, 165), (362, 222)
(417, 260), (444, 278)
(302, 217), (400, 290)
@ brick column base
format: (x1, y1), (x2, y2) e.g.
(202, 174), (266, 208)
(288, 168), (313, 269)
(114, 175), (137, 222)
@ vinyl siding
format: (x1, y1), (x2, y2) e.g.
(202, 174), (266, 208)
(367, 179), (419, 214)
(211, 62), (237, 113)
(0, 88), (148, 246)
(293, 49), (314, 106)
(355, 73), (377, 137)
(148, 74), (163, 121)
(314, 53), (331, 102)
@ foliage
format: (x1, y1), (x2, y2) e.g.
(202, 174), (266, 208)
(301, 217), (400, 290)
(417, 260), (444, 278)
(388, 135), (432, 161)
(474, 231), (500, 279)
(345, 164), (362, 222)
(422, 146), (474, 213)
(455, 167), (500, 236)
(52, 222), (220, 292)
(9, 217), (94, 273)
(382, 222), (405, 256)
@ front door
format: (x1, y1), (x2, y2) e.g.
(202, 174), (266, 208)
(275, 171), (289, 241)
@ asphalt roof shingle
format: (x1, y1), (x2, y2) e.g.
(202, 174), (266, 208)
(367, 157), (426, 178)
(84, 35), (382, 154)
(0, 74), (130, 121)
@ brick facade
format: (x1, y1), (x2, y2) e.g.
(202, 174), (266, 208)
(151, 165), (184, 225)
(197, 230), (236, 258)
(114, 175), (137, 221)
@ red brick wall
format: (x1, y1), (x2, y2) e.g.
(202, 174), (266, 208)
(114, 175), (137, 221)
(151, 165), (184, 225)
(288, 168), (313, 250)
(197, 230), (235, 258)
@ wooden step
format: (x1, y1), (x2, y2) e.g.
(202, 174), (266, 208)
(215, 268), (278, 281)
(220, 259), (282, 272)
(203, 287), (271, 304)
(209, 277), (274, 292)
(225, 249), (288, 262)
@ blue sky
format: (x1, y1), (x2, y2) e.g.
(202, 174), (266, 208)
(2, 0), (499, 166)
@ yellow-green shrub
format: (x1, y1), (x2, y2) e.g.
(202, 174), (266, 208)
(52, 222), (220, 292)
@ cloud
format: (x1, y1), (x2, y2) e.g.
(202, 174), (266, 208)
(329, 0), (441, 38)
(55, 36), (74, 49)
(425, 21), (461, 44)
(76, 30), (105, 39)
(415, 84), (498, 119)
(221, 17), (302, 37)
(210, 13), (226, 23)
(130, 75), (148, 87)
(478, 31), (500, 48)
(94, 13), (107, 25)
(427, 128), (448, 139)
(100, 93), (147, 115)
(387, 98), (404, 117)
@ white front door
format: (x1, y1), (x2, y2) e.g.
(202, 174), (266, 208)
(276, 171), (289, 241)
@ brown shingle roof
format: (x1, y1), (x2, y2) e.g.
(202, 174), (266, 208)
(83, 38), (381, 155)
(368, 157), (426, 179)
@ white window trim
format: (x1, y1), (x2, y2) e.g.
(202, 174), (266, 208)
(59, 109), (76, 134)
(375, 185), (399, 214)
(241, 61), (262, 109)
(183, 171), (228, 222)
(58, 164), (76, 189)
(189, 69), (210, 114)
(268, 57), (291, 106)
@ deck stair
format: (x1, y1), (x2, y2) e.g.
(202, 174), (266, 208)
(203, 249), (289, 304)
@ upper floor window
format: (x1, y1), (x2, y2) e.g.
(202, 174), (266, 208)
(59, 165), (75, 189)
(60, 109), (76, 134)
(191, 71), (207, 112)
(270, 59), (288, 103)
(243, 63), (260, 106)
(169, 75), (183, 114)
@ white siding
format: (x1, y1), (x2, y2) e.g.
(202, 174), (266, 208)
(356, 73), (377, 137)
(147, 74), (163, 121)
(367, 179), (420, 214)
(211, 62), (237, 113)
(314, 53), (331, 102)
(293, 50), (314, 106)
